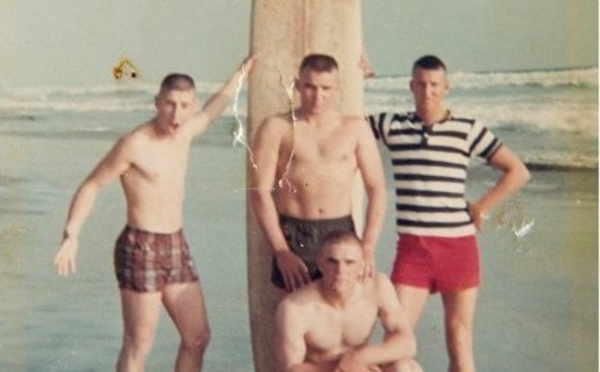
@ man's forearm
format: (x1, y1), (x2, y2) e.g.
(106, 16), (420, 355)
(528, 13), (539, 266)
(361, 187), (386, 252)
(63, 182), (99, 240)
(475, 164), (530, 214)
(249, 190), (289, 254)
(353, 332), (415, 366)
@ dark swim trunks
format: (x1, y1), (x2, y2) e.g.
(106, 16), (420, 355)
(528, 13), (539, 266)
(271, 215), (355, 289)
(114, 226), (199, 292)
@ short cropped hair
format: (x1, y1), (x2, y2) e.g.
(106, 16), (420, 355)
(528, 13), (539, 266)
(159, 73), (196, 95)
(300, 54), (339, 74)
(412, 55), (447, 74)
(321, 231), (362, 255)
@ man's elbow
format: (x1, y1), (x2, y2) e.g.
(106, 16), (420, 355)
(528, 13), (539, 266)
(387, 331), (417, 359)
(515, 162), (532, 189)
(405, 332), (418, 357)
(522, 164), (532, 185)
(248, 188), (269, 210)
(395, 331), (417, 358)
(365, 182), (387, 205)
(76, 179), (101, 198)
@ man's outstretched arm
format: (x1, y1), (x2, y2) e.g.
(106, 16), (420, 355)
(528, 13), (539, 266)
(54, 138), (131, 276)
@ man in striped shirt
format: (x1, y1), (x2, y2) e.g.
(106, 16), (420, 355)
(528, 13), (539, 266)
(367, 55), (530, 372)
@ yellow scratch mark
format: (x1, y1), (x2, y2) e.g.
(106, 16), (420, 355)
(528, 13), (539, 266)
(112, 56), (141, 81)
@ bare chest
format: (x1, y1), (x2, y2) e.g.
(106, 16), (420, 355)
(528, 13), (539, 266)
(124, 140), (190, 185)
(305, 304), (377, 353)
(284, 125), (357, 167)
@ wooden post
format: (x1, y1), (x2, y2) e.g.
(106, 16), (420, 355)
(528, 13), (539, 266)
(247, 2), (364, 370)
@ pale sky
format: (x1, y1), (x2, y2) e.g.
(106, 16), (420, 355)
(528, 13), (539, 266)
(0, 0), (597, 87)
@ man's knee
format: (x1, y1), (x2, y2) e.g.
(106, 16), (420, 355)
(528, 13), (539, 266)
(121, 332), (156, 360)
(384, 358), (423, 372)
(445, 317), (473, 344)
(444, 319), (474, 365)
(181, 325), (211, 354)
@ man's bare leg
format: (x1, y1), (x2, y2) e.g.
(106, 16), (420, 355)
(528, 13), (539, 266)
(116, 290), (162, 372)
(288, 363), (331, 372)
(382, 358), (423, 372)
(394, 285), (430, 329)
(288, 361), (376, 372)
(441, 288), (478, 372)
(163, 281), (211, 372)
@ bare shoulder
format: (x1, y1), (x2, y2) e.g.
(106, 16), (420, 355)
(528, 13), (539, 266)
(341, 114), (371, 135)
(277, 291), (309, 325)
(373, 271), (394, 287)
(253, 113), (294, 147)
(341, 114), (368, 127)
(259, 113), (294, 133)
(120, 121), (153, 145)
(106, 122), (153, 161)
(278, 283), (320, 312)
(369, 272), (397, 299)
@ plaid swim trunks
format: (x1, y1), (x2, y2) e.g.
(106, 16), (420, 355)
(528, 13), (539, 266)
(114, 226), (199, 292)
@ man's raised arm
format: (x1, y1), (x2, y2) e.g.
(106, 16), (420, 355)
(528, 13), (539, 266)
(188, 55), (256, 137)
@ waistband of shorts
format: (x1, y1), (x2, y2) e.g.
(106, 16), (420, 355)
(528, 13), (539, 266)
(279, 214), (354, 227)
(122, 225), (184, 238)
(398, 233), (477, 243)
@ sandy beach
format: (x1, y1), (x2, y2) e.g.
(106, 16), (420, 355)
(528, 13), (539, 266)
(0, 120), (596, 371)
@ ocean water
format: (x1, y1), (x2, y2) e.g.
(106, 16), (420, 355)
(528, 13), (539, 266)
(0, 67), (597, 371)
(1, 67), (596, 169)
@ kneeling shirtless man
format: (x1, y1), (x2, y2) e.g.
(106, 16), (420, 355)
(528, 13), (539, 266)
(275, 231), (422, 372)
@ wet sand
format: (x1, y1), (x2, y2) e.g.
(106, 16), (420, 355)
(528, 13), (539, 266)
(0, 130), (597, 371)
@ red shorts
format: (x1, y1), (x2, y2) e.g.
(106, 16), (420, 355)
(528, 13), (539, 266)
(390, 234), (480, 293)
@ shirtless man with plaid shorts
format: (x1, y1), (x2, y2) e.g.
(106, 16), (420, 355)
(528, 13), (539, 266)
(54, 56), (255, 372)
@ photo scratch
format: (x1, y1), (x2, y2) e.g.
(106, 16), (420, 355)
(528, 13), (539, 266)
(490, 200), (535, 248)
(231, 62), (257, 170)
(275, 66), (298, 193)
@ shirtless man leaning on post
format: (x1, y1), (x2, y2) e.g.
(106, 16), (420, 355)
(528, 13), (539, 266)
(250, 54), (386, 293)
(275, 231), (423, 372)
(54, 55), (254, 372)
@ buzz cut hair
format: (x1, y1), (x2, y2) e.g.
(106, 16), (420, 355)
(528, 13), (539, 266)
(300, 54), (339, 74)
(321, 231), (363, 255)
(159, 73), (196, 95)
(412, 55), (447, 74)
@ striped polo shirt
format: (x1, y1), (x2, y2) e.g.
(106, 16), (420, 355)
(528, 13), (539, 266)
(367, 111), (503, 237)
